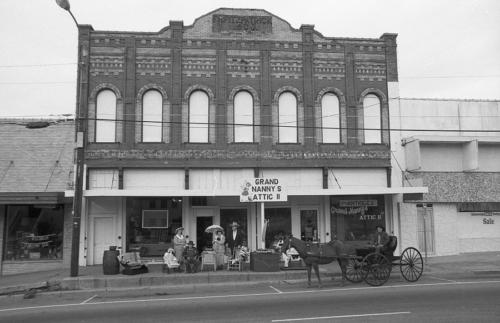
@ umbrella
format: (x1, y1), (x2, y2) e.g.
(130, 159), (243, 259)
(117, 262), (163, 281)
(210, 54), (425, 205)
(205, 224), (224, 234)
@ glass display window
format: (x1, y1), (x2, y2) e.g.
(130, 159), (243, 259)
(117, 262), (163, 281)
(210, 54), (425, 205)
(330, 195), (385, 245)
(4, 205), (64, 261)
(126, 197), (182, 257)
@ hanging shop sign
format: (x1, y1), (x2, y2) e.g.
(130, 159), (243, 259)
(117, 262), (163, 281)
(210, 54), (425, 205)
(240, 178), (287, 202)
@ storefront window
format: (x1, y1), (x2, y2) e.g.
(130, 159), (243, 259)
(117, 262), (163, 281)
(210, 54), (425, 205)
(126, 197), (182, 257)
(4, 205), (64, 261)
(300, 210), (318, 242)
(265, 208), (291, 249)
(330, 195), (385, 244)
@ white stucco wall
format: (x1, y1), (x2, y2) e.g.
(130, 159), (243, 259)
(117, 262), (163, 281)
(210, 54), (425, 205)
(432, 203), (459, 256)
(457, 212), (500, 252)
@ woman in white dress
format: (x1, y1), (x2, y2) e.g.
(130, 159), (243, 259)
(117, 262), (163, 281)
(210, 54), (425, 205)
(213, 230), (226, 269)
(173, 227), (187, 264)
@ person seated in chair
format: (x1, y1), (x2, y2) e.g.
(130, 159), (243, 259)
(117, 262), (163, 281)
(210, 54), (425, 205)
(372, 225), (390, 254)
(163, 248), (180, 273)
(183, 241), (200, 273)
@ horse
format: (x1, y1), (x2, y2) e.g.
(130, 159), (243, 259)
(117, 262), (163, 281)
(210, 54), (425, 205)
(281, 235), (348, 288)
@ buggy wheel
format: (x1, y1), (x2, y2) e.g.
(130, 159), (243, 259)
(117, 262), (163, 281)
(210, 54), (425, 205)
(400, 247), (423, 282)
(363, 253), (391, 286)
(345, 258), (368, 283)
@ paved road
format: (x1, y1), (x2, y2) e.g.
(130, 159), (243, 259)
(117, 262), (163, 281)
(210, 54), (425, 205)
(0, 276), (499, 322)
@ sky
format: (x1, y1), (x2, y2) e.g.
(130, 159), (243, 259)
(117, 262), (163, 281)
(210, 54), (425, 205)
(0, 0), (499, 118)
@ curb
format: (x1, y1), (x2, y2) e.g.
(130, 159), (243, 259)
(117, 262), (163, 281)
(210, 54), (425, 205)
(59, 271), (312, 291)
(0, 281), (50, 296)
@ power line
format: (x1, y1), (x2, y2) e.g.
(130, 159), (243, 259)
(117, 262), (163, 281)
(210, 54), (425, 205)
(0, 81), (74, 85)
(391, 151), (412, 187)
(400, 74), (500, 79)
(3, 116), (497, 133)
(0, 63), (77, 68)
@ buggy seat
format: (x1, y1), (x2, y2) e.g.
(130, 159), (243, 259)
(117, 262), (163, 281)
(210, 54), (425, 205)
(382, 236), (398, 258)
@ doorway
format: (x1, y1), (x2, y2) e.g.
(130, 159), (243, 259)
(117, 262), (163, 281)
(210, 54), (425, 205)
(417, 204), (435, 255)
(196, 216), (213, 253)
(264, 208), (291, 249)
(93, 217), (114, 264)
(300, 209), (318, 242)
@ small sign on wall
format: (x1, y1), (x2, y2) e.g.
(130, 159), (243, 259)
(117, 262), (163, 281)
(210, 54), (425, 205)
(142, 210), (169, 228)
(471, 212), (498, 225)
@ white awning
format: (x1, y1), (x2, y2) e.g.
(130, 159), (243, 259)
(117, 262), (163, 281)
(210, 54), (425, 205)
(65, 186), (427, 197)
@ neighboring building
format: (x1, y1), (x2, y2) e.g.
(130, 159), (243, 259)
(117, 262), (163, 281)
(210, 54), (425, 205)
(390, 98), (500, 256)
(73, 8), (425, 266)
(0, 119), (74, 275)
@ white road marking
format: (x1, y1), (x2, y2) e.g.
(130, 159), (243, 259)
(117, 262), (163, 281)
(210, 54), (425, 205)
(269, 286), (283, 293)
(0, 280), (499, 314)
(427, 275), (456, 283)
(80, 294), (98, 304)
(271, 311), (411, 322)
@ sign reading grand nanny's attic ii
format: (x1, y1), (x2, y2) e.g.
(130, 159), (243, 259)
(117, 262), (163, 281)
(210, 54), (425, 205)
(240, 178), (287, 202)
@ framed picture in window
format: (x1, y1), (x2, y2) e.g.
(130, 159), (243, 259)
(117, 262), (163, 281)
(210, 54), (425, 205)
(142, 210), (169, 229)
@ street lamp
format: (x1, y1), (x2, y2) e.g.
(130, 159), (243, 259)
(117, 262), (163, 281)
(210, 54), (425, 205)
(56, 0), (79, 26)
(56, 0), (84, 277)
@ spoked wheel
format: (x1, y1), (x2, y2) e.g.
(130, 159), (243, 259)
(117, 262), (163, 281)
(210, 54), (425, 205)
(400, 247), (424, 282)
(345, 258), (368, 283)
(363, 253), (391, 286)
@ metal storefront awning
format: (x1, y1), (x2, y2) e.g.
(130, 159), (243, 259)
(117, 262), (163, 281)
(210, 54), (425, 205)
(65, 186), (427, 197)
(0, 192), (66, 204)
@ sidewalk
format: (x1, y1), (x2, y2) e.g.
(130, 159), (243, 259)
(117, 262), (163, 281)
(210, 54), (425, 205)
(1, 251), (499, 296)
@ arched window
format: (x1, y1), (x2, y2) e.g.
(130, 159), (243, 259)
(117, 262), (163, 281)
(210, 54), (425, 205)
(142, 90), (162, 142)
(189, 90), (209, 143)
(278, 92), (297, 143)
(321, 93), (340, 143)
(95, 89), (116, 142)
(363, 94), (382, 144)
(234, 91), (254, 142)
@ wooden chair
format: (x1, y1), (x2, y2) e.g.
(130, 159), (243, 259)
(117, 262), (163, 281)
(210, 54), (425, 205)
(201, 251), (217, 271)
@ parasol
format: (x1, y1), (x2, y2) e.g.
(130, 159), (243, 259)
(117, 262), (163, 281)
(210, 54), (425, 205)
(205, 224), (224, 234)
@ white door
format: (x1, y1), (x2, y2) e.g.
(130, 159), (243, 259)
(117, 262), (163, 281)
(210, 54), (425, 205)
(93, 217), (114, 265)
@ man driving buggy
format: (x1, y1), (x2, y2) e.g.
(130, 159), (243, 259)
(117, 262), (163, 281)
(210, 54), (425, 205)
(372, 225), (389, 254)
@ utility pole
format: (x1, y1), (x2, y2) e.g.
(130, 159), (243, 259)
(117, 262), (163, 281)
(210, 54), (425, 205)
(56, 0), (84, 277)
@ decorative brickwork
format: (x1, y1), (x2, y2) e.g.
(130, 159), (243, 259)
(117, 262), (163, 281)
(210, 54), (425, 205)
(90, 55), (124, 76)
(355, 62), (387, 81)
(226, 57), (260, 78)
(81, 8), (396, 166)
(136, 56), (171, 76)
(182, 57), (216, 77)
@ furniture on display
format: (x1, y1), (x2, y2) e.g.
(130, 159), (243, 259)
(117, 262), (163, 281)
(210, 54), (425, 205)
(201, 251), (217, 271)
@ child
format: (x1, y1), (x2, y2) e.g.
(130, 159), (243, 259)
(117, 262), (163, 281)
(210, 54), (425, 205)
(163, 248), (180, 273)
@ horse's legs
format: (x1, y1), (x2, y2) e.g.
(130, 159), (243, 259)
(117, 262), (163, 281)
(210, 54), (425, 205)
(313, 263), (322, 288)
(337, 258), (346, 286)
(306, 264), (312, 287)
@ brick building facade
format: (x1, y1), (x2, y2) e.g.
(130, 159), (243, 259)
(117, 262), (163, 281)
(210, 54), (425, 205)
(74, 8), (425, 266)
